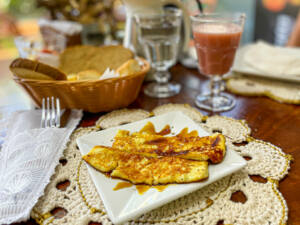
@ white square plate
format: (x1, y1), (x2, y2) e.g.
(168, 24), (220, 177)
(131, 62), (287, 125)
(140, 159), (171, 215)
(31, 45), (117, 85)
(76, 111), (246, 224)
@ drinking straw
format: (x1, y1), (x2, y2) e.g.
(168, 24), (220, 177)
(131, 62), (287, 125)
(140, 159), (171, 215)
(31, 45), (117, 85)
(197, 0), (203, 13)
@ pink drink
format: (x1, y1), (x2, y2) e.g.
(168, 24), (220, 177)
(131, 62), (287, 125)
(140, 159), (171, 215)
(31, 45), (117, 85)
(193, 23), (242, 75)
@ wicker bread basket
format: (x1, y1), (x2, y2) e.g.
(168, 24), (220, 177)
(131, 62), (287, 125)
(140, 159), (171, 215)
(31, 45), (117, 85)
(13, 58), (150, 113)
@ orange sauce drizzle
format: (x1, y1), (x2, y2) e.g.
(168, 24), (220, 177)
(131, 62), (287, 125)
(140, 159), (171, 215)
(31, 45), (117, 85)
(188, 130), (199, 137)
(139, 122), (171, 136)
(153, 185), (169, 192)
(139, 122), (155, 134)
(113, 182), (169, 194)
(104, 172), (111, 178)
(177, 127), (188, 137)
(157, 125), (171, 136)
(113, 182), (133, 191)
(177, 127), (198, 137)
(136, 185), (151, 195)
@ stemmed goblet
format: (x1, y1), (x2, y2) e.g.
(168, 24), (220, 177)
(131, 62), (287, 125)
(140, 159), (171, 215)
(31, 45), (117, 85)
(135, 8), (182, 98)
(191, 13), (245, 111)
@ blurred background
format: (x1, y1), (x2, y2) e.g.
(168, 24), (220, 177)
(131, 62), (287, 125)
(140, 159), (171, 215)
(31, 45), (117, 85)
(1, 0), (300, 111)
(1, 0), (300, 60)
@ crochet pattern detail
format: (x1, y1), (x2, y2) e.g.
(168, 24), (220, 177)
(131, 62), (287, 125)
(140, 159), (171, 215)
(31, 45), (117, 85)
(226, 75), (300, 104)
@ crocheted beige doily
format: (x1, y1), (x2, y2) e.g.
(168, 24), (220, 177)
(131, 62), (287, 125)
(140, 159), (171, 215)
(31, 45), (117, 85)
(31, 104), (292, 225)
(226, 74), (300, 104)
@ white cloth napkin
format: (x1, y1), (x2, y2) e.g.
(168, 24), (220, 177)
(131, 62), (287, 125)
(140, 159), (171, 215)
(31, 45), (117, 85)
(241, 41), (300, 77)
(0, 109), (82, 224)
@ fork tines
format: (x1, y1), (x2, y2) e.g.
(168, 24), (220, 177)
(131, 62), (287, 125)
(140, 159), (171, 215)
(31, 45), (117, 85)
(41, 97), (61, 128)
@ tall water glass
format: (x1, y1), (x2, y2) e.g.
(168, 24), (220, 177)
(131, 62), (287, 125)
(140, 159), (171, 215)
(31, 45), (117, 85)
(135, 8), (182, 98)
(191, 13), (245, 112)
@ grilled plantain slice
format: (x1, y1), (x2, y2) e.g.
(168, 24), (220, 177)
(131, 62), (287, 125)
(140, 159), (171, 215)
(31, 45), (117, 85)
(82, 145), (208, 185)
(112, 122), (226, 163)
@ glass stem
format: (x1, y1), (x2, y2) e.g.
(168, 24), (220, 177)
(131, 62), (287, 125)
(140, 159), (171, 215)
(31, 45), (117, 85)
(154, 69), (170, 84)
(210, 76), (222, 98)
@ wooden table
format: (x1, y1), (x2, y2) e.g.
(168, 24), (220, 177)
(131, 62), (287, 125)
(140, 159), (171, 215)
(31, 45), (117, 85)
(13, 64), (300, 225)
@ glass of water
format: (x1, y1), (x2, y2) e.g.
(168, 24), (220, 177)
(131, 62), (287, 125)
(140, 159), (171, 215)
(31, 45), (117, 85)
(135, 8), (182, 98)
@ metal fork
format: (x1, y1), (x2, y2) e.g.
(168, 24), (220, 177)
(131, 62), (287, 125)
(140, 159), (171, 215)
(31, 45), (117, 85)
(41, 97), (61, 128)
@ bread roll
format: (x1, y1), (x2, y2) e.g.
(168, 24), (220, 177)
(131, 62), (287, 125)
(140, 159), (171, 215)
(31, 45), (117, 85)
(10, 58), (67, 80)
(59, 45), (134, 75)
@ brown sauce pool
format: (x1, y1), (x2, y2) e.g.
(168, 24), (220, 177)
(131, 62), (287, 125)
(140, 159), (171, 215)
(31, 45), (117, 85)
(113, 182), (133, 191)
(153, 185), (169, 192)
(113, 182), (169, 195)
(136, 185), (151, 195)
(139, 122), (171, 136)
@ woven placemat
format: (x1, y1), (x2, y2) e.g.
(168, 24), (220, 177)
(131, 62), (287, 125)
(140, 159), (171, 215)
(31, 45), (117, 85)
(226, 74), (300, 104)
(31, 104), (292, 225)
